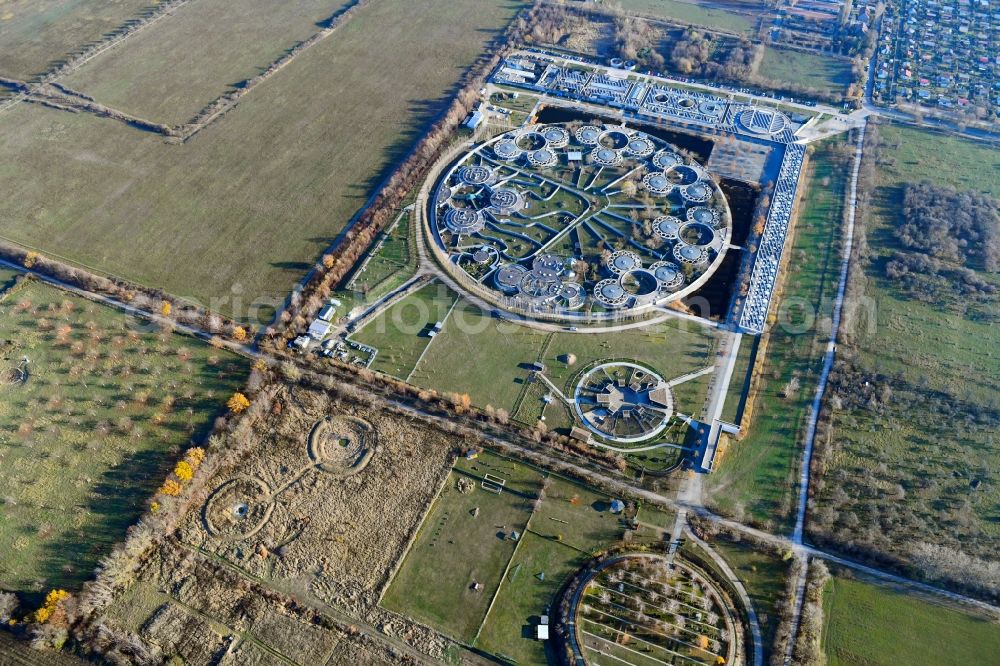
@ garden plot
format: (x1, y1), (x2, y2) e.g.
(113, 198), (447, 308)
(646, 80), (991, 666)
(575, 555), (739, 666)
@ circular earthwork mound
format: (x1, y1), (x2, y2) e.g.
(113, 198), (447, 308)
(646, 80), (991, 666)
(203, 476), (273, 540)
(308, 415), (377, 476)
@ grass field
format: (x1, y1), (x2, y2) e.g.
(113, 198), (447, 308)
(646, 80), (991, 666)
(345, 209), (417, 300)
(758, 48), (853, 98)
(476, 531), (589, 665)
(712, 539), (792, 662)
(707, 137), (850, 530)
(512, 377), (575, 431)
(811, 124), (1000, 563)
(822, 575), (1000, 666)
(0, 278), (245, 601)
(616, 0), (756, 35)
(383, 450), (636, 664)
(380, 460), (543, 642)
(350, 281), (457, 379)
(0, 0), (525, 322)
(60, 0), (353, 125)
(409, 301), (717, 420)
(0, 0), (150, 80)
(721, 334), (755, 424)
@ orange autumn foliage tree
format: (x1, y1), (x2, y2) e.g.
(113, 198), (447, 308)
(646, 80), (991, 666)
(159, 479), (182, 496)
(33, 589), (70, 624)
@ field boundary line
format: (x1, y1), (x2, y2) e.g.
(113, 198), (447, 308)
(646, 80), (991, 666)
(174, 0), (369, 141)
(375, 463), (457, 607)
(405, 291), (459, 382)
(471, 493), (541, 645)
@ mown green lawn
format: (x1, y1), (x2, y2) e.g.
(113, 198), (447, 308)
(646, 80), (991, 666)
(350, 281), (457, 379)
(410, 301), (717, 420)
(822, 576), (1000, 666)
(382, 450), (635, 663)
(380, 464), (541, 643)
(475, 532), (589, 665)
(758, 47), (854, 98)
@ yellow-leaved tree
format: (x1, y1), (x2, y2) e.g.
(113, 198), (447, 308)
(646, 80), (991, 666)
(174, 460), (193, 482)
(227, 392), (250, 413)
(186, 447), (205, 469)
(33, 589), (70, 624)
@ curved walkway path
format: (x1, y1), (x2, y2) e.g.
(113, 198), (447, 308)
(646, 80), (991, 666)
(685, 527), (764, 666)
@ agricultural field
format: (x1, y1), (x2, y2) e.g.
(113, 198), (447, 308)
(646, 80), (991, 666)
(60, 0), (355, 125)
(349, 281), (457, 379)
(757, 47), (854, 98)
(382, 450), (645, 665)
(614, 0), (757, 35)
(822, 575), (1000, 666)
(810, 124), (1000, 570)
(0, 0), (525, 322)
(0, 277), (245, 600)
(707, 136), (851, 529)
(0, 0), (150, 80)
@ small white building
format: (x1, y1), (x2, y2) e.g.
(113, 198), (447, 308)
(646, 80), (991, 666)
(536, 615), (549, 641)
(318, 304), (336, 322)
(567, 151), (583, 162)
(464, 110), (484, 129)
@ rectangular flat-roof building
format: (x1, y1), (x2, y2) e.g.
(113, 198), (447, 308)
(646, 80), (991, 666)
(308, 319), (332, 340)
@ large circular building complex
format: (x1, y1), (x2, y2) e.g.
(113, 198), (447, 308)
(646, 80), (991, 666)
(425, 122), (732, 322)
